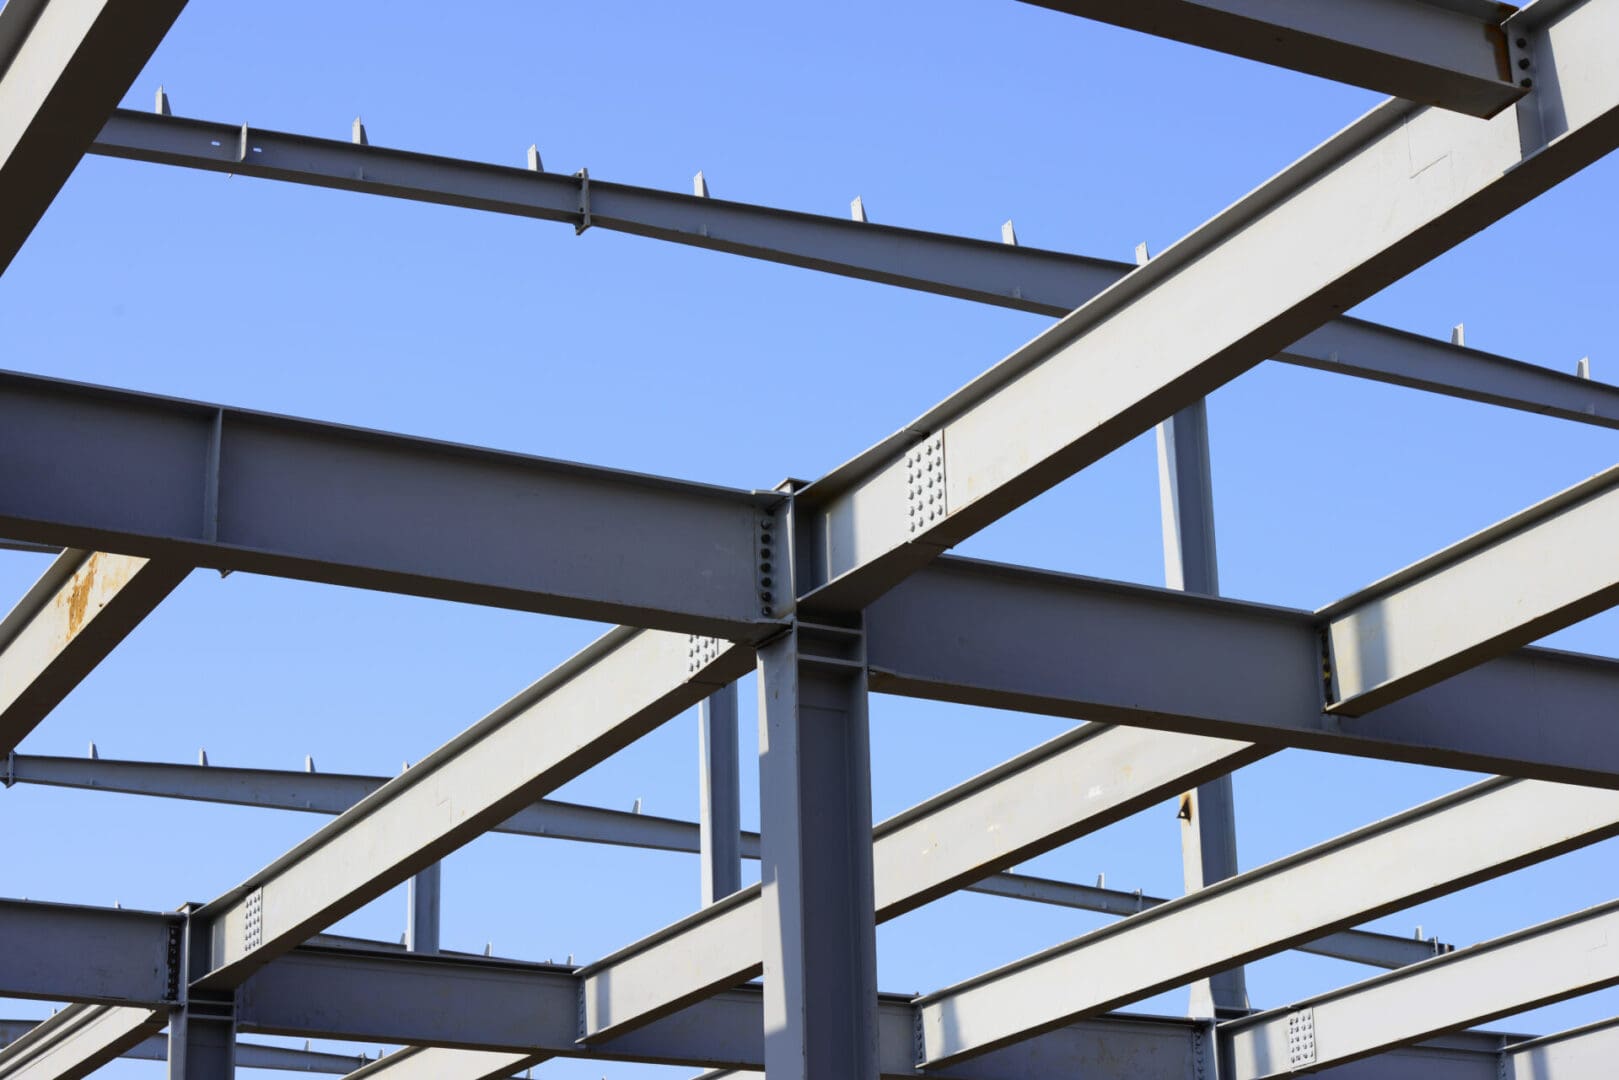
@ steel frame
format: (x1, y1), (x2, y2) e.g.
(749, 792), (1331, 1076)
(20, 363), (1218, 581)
(4, 0), (1619, 1077)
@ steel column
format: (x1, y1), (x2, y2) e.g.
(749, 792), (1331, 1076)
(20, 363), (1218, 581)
(405, 862), (441, 956)
(699, 681), (743, 905)
(755, 623), (880, 1078)
(1156, 398), (1248, 1019)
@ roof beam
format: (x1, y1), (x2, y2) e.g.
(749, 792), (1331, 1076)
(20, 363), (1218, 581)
(1017, 0), (1523, 117)
(0, 1004), (163, 1080)
(1221, 900), (1619, 1078)
(3, 751), (1443, 970)
(1500, 1016), (1619, 1079)
(576, 723), (1262, 1041)
(0, 549), (186, 755)
(912, 778), (1619, 1066)
(0, 898), (177, 1006)
(87, 109), (1619, 433)
(0, 0), (187, 274)
(1323, 465), (1619, 713)
(344, 1047), (542, 1080)
(0, 369), (778, 639)
(797, 0), (1619, 611)
(191, 627), (751, 988)
(865, 555), (1619, 786)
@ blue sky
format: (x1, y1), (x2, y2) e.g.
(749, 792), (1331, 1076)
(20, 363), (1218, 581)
(4, 1), (1619, 1074)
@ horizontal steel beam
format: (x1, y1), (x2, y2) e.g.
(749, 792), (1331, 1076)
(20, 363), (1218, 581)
(0, 369), (779, 639)
(237, 942), (1216, 1079)
(1324, 465), (1619, 713)
(866, 556), (1619, 785)
(1018, 0), (1522, 117)
(0, 1004), (163, 1080)
(577, 723), (1262, 1041)
(194, 627), (751, 988)
(3, 751), (1442, 970)
(1221, 900), (1619, 1078)
(87, 110), (1619, 433)
(0, 0), (186, 273)
(0, 1019), (368, 1074)
(0, 898), (177, 1006)
(797, 0), (1619, 612)
(913, 777), (1619, 1065)
(0, 549), (187, 755)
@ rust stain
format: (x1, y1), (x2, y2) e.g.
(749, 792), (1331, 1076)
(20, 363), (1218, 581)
(59, 553), (101, 639)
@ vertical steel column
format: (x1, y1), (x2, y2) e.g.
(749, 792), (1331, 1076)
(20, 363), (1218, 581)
(699, 682), (743, 905)
(406, 862), (442, 954)
(756, 622), (880, 1079)
(169, 905), (236, 1078)
(1156, 399), (1250, 1019)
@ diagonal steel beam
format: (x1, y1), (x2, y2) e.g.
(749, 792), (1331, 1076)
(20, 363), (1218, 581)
(1323, 464), (1619, 713)
(87, 109), (1619, 433)
(1220, 900), (1619, 1079)
(343, 1046), (542, 1080)
(912, 778), (1619, 1066)
(576, 723), (1262, 1041)
(797, 0), (1619, 613)
(0, 1019), (369, 1074)
(0, 549), (187, 755)
(190, 627), (752, 989)
(1017, 0), (1524, 117)
(0, 0), (187, 274)
(0, 1004), (164, 1080)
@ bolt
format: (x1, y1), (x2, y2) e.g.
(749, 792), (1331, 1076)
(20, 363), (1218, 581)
(1521, 77), (1534, 87)
(1518, 57), (1531, 70)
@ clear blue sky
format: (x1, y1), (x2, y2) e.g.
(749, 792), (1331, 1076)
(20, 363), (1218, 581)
(4, 1), (1619, 1074)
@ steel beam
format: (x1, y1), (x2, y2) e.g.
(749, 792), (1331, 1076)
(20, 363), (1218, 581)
(0, 0), (187, 274)
(0, 548), (187, 755)
(754, 623), (880, 1078)
(2, 752), (715, 853)
(913, 778), (1619, 1066)
(798, 0), (1619, 611)
(1018, 0), (1522, 117)
(576, 722), (1259, 1041)
(192, 626), (751, 988)
(1501, 1016), (1619, 1080)
(1221, 900), (1619, 1079)
(698, 682), (743, 905)
(89, 110), (1619, 434)
(866, 556), (1619, 786)
(0, 369), (779, 639)
(1324, 464), (1619, 713)
(3, 752), (1438, 970)
(0, 1004), (164, 1080)
(0, 898), (177, 1006)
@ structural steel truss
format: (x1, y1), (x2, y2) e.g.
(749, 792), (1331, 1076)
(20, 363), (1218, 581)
(3, 0), (1619, 1077)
